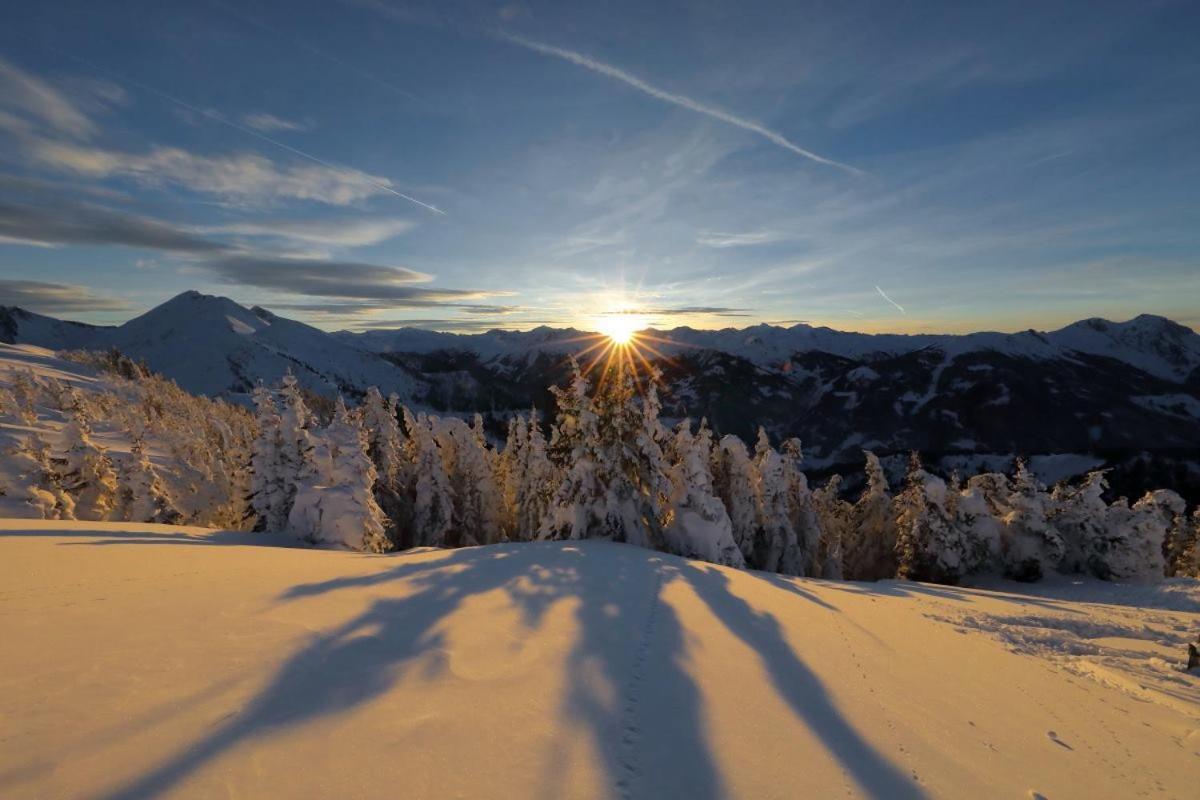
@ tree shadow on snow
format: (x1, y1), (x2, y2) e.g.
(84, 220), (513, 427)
(93, 542), (725, 800)
(92, 541), (922, 800)
(0, 527), (290, 548)
(680, 564), (926, 800)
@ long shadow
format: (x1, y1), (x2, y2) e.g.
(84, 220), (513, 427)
(95, 545), (564, 800)
(546, 547), (725, 800)
(681, 564), (927, 800)
(92, 541), (724, 800)
(827, 579), (1084, 615)
(0, 528), (291, 548)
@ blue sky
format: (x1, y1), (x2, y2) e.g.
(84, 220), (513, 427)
(0, 0), (1197, 333)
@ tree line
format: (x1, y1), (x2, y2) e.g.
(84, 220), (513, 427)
(247, 360), (1200, 583)
(3, 353), (1198, 583)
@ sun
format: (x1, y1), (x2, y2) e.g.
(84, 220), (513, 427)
(595, 312), (643, 345)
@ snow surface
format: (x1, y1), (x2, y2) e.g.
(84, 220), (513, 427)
(1, 521), (1196, 799)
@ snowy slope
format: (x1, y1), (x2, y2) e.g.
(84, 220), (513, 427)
(1, 524), (1196, 800)
(2, 292), (421, 401)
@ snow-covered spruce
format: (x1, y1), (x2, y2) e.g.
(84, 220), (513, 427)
(287, 397), (392, 553)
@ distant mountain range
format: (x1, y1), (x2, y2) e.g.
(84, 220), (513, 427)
(3, 292), (1199, 490)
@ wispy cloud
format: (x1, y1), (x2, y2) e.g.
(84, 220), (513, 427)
(0, 193), (225, 253)
(0, 279), (129, 313)
(27, 141), (399, 207)
(599, 305), (750, 318)
(24, 52), (444, 214)
(502, 34), (860, 175)
(696, 230), (792, 248)
(874, 285), (906, 314)
(204, 254), (507, 307)
(0, 56), (95, 139)
(202, 216), (415, 247)
(0, 187), (500, 312)
(241, 112), (310, 133)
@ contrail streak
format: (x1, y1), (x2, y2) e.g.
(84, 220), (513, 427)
(874, 285), (906, 314)
(59, 51), (444, 215)
(503, 33), (861, 175)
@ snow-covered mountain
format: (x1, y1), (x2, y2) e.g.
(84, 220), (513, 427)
(3, 295), (1198, 488)
(342, 313), (1200, 382)
(1, 291), (421, 401)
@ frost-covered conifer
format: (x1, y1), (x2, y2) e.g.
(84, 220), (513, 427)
(515, 410), (555, 539)
(780, 438), (820, 576)
(403, 407), (454, 548)
(711, 433), (760, 564)
(753, 428), (798, 573)
(663, 419), (744, 567)
(59, 406), (118, 521)
(432, 414), (501, 546)
(360, 387), (408, 527)
(289, 398), (391, 552)
(1171, 508), (1200, 578)
(1000, 460), (1063, 581)
(1048, 471), (1111, 576)
(248, 383), (287, 531)
(499, 414), (528, 538)
(541, 362), (665, 547)
(276, 372), (315, 524)
(0, 433), (74, 520)
(893, 453), (965, 583)
(119, 436), (181, 524)
(1162, 496), (1196, 578)
(1113, 490), (1183, 581)
(956, 475), (1005, 575)
(844, 451), (897, 580)
(812, 474), (850, 578)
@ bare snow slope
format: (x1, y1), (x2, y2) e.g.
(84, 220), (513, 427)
(1, 523), (1197, 800)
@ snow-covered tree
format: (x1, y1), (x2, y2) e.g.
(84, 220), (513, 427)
(999, 460), (1063, 581)
(432, 414), (502, 546)
(541, 362), (666, 548)
(843, 451), (897, 580)
(248, 382), (287, 531)
(663, 419), (744, 567)
(1169, 508), (1200, 578)
(812, 474), (849, 579)
(498, 413), (528, 538)
(276, 372), (315, 525)
(502, 409), (555, 541)
(711, 433), (760, 564)
(1163, 497), (1196, 578)
(360, 387), (408, 528)
(289, 397), (392, 552)
(118, 436), (181, 524)
(955, 476), (1005, 575)
(893, 453), (966, 583)
(780, 438), (821, 576)
(1100, 490), (1183, 581)
(1048, 470), (1111, 577)
(0, 433), (74, 520)
(753, 428), (798, 573)
(58, 406), (118, 521)
(403, 407), (454, 548)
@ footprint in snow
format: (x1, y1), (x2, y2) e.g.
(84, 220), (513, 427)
(1046, 731), (1073, 751)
